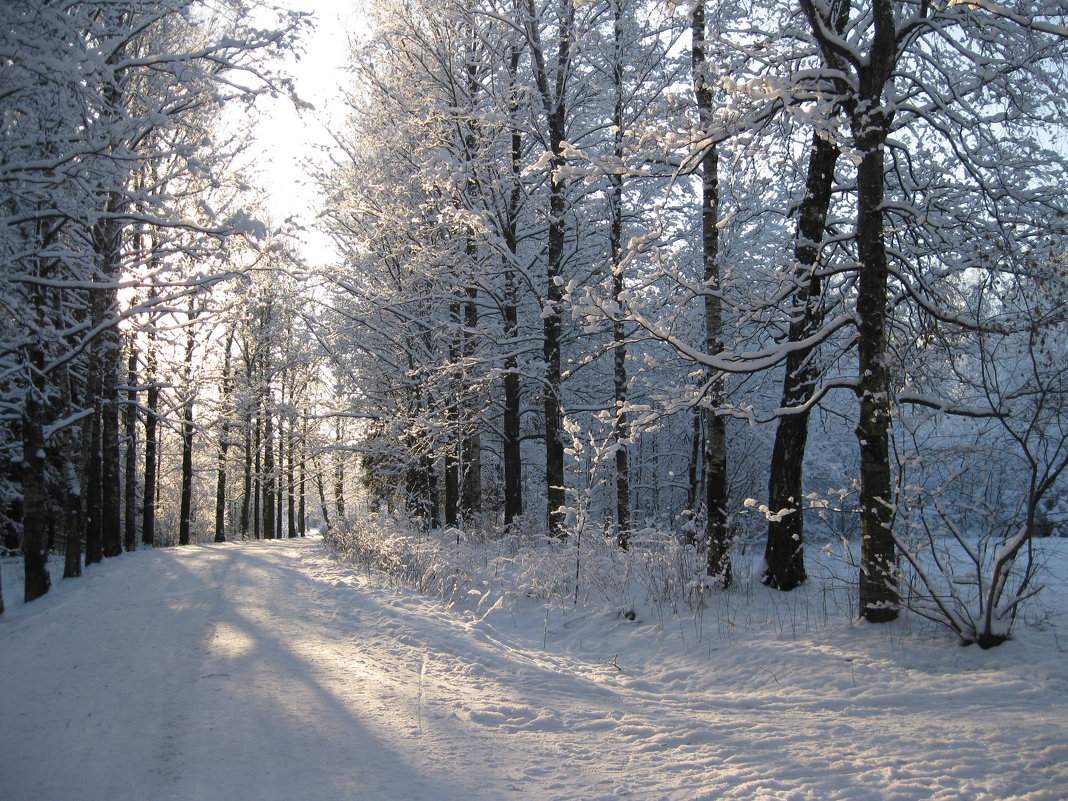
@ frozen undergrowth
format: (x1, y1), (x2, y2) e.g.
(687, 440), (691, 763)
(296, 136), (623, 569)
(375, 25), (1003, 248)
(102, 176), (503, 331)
(323, 511), (889, 643)
(323, 509), (1067, 647)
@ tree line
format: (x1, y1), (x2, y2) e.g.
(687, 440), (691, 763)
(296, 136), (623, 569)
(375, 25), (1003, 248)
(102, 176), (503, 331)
(317, 0), (1068, 642)
(2, 0), (1066, 648)
(0, 0), (330, 611)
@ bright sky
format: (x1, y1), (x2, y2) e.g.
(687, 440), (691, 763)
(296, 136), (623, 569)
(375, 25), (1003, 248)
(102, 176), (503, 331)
(252, 0), (368, 266)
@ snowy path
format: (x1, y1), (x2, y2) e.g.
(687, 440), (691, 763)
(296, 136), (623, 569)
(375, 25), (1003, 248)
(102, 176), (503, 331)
(2, 537), (1066, 800)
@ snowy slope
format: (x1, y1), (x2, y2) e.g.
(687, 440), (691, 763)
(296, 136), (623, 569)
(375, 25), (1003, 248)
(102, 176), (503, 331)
(1, 537), (1066, 801)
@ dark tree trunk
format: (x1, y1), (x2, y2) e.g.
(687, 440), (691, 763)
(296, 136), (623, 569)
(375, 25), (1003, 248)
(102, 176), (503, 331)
(854, 118), (897, 621)
(693, 0), (730, 585)
(287, 415), (296, 538)
(610, 0), (630, 548)
(22, 347), (51, 602)
(526, 0), (572, 538)
(84, 389), (104, 566)
(100, 325), (122, 558)
(263, 401), (275, 540)
(123, 339), (138, 551)
(240, 411), (253, 539)
(214, 333), (234, 543)
(141, 349), (159, 549)
(444, 299), (461, 528)
(502, 40), (524, 528)
(853, 0), (899, 623)
(763, 132), (840, 591)
(461, 286), (482, 521)
(298, 418), (307, 536)
(178, 306), (196, 547)
(253, 413), (262, 540)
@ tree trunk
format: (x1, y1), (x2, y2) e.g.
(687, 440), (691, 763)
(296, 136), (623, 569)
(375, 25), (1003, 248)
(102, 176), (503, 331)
(178, 305), (196, 546)
(693, 0), (730, 585)
(123, 338), (139, 551)
(298, 418), (307, 536)
(100, 324), (122, 558)
(83, 385), (104, 565)
(526, 0), (572, 538)
(610, 0), (630, 548)
(263, 401), (275, 540)
(853, 0), (898, 622)
(461, 285), (482, 521)
(214, 332), (234, 543)
(287, 415), (297, 538)
(22, 345), (51, 602)
(763, 132), (840, 591)
(502, 39), (524, 528)
(240, 410), (253, 540)
(254, 413), (262, 540)
(142, 346), (159, 549)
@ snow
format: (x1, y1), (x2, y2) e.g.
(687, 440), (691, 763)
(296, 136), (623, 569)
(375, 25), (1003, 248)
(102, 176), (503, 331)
(2, 536), (1067, 800)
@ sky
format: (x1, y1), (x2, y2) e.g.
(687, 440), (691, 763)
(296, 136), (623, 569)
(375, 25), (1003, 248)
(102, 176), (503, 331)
(250, 0), (368, 266)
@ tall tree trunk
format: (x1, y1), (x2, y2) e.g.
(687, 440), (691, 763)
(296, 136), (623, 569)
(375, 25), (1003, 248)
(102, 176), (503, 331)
(852, 0), (898, 623)
(693, 0), (731, 585)
(460, 44), (483, 522)
(298, 417), (307, 536)
(287, 414), (296, 538)
(22, 341), (51, 602)
(214, 330), (234, 543)
(240, 410), (253, 540)
(83, 376), (104, 565)
(461, 284), (482, 520)
(123, 337), (139, 551)
(610, 0), (630, 547)
(763, 132), (840, 590)
(263, 400), (275, 540)
(526, 0), (572, 537)
(253, 414), (262, 539)
(100, 323), (122, 558)
(142, 327), (159, 548)
(178, 306), (196, 547)
(854, 115), (897, 621)
(444, 300), (461, 528)
(502, 38), (524, 528)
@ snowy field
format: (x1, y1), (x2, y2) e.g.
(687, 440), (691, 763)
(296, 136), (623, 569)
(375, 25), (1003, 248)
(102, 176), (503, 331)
(1, 535), (1066, 801)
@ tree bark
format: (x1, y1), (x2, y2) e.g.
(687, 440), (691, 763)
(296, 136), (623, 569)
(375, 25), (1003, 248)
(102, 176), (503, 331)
(22, 341), (51, 602)
(262, 400), (276, 541)
(124, 338), (139, 551)
(763, 132), (840, 590)
(610, 0), (631, 548)
(526, 0), (572, 537)
(214, 330), (234, 543)
(853, 0), (899, 622)
(693, 0), (730, 585)
(502, 38), (524, 528)
(240, 410), (252, 539)
(178, 310), (196, 547)
(142, 331), (159, 548)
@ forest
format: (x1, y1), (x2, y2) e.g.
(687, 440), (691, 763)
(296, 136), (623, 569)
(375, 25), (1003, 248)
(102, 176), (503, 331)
(2, 0), (1067, 652)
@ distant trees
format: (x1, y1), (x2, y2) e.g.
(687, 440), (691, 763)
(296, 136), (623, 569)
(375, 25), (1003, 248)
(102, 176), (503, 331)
(0, 0), (304, 604)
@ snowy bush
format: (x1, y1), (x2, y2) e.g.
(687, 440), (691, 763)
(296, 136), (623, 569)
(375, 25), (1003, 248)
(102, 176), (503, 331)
(323, 506), (712, 627)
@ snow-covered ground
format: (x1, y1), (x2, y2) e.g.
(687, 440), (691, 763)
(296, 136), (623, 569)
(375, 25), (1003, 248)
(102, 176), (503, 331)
(2, 536), (1066, 800)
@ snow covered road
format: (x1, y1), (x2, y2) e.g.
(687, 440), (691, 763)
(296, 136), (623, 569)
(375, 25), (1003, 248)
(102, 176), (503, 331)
(2, 537), (1066, 800)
